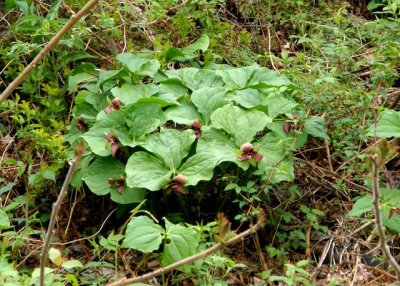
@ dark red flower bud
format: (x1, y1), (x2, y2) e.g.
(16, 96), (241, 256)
(173, 174), (186, 184)
(253, 153), (263, 162)
(112, 97), (120, 109)
(241, 142), (253, 152)
(292, 114), (299, 119)
(283, 122), (292, 134)
(192, 119), (201, 129)
(104, 133), (120, 157)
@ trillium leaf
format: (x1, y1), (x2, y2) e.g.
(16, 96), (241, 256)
(126, 152), (172, 190)
(144, 129), (195, 172)
(211, 103), (271, 145)
(179, 153), (218, 186)
(82, 111), (131, 156)
(162, 218), (199, 266)
(165, 98), (202, 124)
(263, 95), (298, 119)
(255, 133), (294, 183)
(122, 216), (164, 252)
(116, 53), (160, 77)
(303, 116), (330, 140)
(196, 128), (249, 170)
(217, 66), (257, 90)
(165, 68), (223, 91)
(84, 157), (142, 204)
(111, 84), (158, 105)
(123, 101), (167, 142)
(368, 109), (400, 138)
(234, 88), (262, 109)
(191, 87), (230, 124)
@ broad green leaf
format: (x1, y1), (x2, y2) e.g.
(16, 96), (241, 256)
(98, 69), (127, 89)
(303, 116), (329, 140)
(179, 153), (218, 186)
(117, 53), (160, 76)
(368, 109), (400, 138)
(157, 79), (188, 103)
(211, 104), (271, 145)
(15, 0), (36, 15)
(162, 218), (199, 265)
(234, 88), (262, 109)
(196, 128), (249, 170)
(192, 87), (230, 124)
(348, 195), (373, 217)
(263, 96), (298, 119)
(82, 111), (131, 156)
(31, 267), (54, 279)
(255, 133), (294, 183)
(61, 260), (84, 270)
(249, 67), (292, 87)
(166, 34), (209, 62)
(165, 98), (202, 124)
(126, 152), (172, 190)
(0, 209), (11, 230)
(68, 72), (97, 93)
(0, 258), (18, 278)
(217, 66), (257, 89)
(182, 34), (210, 55)
(144, 129), (195, 172)
(84, 157), (144, 204)
(349, 189), (400, 233)
(122, 216), (164, 252)
(111, 84), (158, 105)
(123, 101), (167, 142)
(48, 248), (63, 267)
(165, 68), (223, 91)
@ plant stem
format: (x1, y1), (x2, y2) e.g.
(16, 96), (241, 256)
(370, 154), (400, 279)
(0, 0), (99, 104)
(107, 210), (266, 286)
(39, 142), (84, 286)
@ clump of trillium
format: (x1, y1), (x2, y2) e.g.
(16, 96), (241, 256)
(105, 97), (120, 114)
(104, 132), (120, 157)
(165, 174), (186, 194)
(108, 176), (125, 193)
(283, 114), (300, 134)
(237, 142), (263, 166)
(191, 119), (202, 139)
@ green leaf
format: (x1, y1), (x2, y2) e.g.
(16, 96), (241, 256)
(165, 98), (202, 124)
(84, 157), (144, 203)
(348, 195), (373, 217)
(0, 209), (11, 230)
(122, 216), (164, 252)
(126, 152), (172, 190)
(61, 260), (84, 270)
(166, 34), (209, 62)
(179, 153), (218, 186)
(255, 133), (294, 183)
(196, 128), (249, 170)
(46, 0), (63, 20)
(368, 109), (400, 138)
(263, 96), (298, 119)
(0, 183), (16, 195)
(162, 218), (199, 265)
(123, 101), (167, 142)
(144, 129), (195, 172)
(157, 79), (188, 103)
(117, 53), (160, 76)
(15, 0), (36, 15)
(68, 72), (97, 93)
(165, 68), (223, 91)
(82, 111), (131, 156)
(211, 104), (271, 145)
(192, 87), (230, 124)
(111, 84), (158, 105)
(181, 34), (210, 55)
(303, 116), (329, 140)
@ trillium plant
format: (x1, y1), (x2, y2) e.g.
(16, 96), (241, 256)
(66, 36), (329, 206)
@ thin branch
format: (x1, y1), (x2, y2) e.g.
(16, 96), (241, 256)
(39, 141), (85, 286)
(107, 211), (266, 286)
(370, 154), (400, 279)
(0, 0), (99, 104)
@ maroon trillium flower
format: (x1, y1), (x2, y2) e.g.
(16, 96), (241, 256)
(192, 119), (202, 139)
(389, 208), (400, 219)
(105, 97), (120, 114)
(283, 114), (300, 134)
(104, 132), (120, 157)
(238, 143), (263, 165)
(166, 174), (187, 194)
(108, 176), (125, 193)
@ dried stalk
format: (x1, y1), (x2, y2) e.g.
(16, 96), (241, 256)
(0, 0), (99, 103)
(39, 142), (84, 286)
(370, 154), (400, 279)
(107, 211), (265, 286)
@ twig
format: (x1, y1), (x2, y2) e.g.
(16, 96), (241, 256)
(39, 141), (84, 286)
(0, 0), (99, 104)
(370, 154), (400, 279)
(107, 210), (265, 286)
